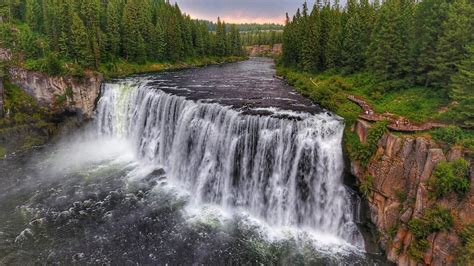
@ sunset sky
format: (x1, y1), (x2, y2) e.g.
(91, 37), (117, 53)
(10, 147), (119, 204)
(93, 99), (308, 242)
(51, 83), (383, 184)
(173, 0), (317, 24)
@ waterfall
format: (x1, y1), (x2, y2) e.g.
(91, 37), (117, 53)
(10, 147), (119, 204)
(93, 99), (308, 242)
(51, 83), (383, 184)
(95, 79), (364, 248)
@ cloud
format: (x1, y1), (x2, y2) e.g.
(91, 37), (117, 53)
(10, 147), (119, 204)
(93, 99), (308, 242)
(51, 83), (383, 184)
(173, 0), (317, 24)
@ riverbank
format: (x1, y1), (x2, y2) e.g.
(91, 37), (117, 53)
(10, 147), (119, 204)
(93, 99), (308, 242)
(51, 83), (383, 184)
(276, 65), (474, 265)
(0, 55), (247, 156)
(21, 56), (247, 80)
(276, 66), (473, 154)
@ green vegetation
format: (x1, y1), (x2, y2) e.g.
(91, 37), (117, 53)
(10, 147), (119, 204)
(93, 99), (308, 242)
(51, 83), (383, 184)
(458, 223), (474, 264)
(0, 80), (56, 155)
(344, 121), (388, 167)
(430, 126), (474, 156)
(241, 30), (283, 46)
(280, 0), (473, 128)
(429, 158), (471, 199)
(407, 205), (454, 261)
(1, 0), (244, 76)
(359, 175), (374, 198)
(1, 80), (50, 125)
(198, 20), (284, 32)
(0, 146), (6, 157)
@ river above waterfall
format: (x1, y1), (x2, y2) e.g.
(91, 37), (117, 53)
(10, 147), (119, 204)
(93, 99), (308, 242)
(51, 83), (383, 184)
(0, 58), (387, 265)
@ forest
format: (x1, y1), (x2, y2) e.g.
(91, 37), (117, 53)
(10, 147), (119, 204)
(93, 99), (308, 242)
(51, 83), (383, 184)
(197, 20), (284, 32)
(241, 30), (283, 46)
(0, 0), (244, 73)
(281, 0), (473, 128)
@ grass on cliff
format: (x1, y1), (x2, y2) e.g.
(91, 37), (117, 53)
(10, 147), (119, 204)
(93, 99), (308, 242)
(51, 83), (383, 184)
(1, 80), (51, 125)
(276, 65), (474, 156)
(407, 205), (454, 261)
(429, 158), (471, 200)
(23, 55), (246, 79)
(0, 81), (55, 154)
(459, 223), (474, 264)
(276, 67), (451, 125)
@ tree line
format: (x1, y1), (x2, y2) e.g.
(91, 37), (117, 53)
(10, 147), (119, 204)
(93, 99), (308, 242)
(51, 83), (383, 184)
(241, 31), (283, 46)
(0, 0), (243, 69)
(198, 20), (284, 32)
(282, 0), (473, 127)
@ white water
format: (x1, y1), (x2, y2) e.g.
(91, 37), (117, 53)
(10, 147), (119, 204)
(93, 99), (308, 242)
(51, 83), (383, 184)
(95, 79), (364, 250)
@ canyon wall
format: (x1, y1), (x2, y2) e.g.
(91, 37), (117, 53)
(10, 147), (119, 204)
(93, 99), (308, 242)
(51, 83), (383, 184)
(351, 119), (473, 265)
(7, 67), (103, 119)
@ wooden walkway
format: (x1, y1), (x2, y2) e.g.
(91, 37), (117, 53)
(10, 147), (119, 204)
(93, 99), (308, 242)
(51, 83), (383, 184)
(347, 95), (446, 132)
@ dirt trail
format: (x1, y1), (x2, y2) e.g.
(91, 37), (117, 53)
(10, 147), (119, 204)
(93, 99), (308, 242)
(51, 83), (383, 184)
(346, 95), (446, 132)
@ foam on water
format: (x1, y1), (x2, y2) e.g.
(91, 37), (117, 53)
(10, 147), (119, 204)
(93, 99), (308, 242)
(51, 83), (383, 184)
(95, 78), (365, 252)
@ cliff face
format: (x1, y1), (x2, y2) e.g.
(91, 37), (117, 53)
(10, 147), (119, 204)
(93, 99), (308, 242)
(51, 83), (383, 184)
(8, 67), (103, 119)
(351, 120), (473, 265)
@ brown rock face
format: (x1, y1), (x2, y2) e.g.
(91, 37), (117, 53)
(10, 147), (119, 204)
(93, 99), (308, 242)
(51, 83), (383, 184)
(8, 67), (103, 119)
(354, 119), (370, 144)
(0, 48), (12, 61)
(351, 119), (473, 265)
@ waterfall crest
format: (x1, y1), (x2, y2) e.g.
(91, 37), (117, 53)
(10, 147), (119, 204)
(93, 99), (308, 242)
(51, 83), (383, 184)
(96, 80), (364, 247)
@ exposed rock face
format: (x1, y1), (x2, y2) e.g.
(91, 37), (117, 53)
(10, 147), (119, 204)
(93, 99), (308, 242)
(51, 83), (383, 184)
(246, 44), (282, 57)
(8, 67), (103, 119)
(0, 48), (12, 61)
(351, 119), (473, 265)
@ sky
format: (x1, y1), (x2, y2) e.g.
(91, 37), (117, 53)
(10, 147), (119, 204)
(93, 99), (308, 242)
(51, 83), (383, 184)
(172, 0), (317, 24)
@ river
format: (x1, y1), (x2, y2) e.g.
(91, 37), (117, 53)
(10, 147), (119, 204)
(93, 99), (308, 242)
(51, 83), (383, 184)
(0, 58), (386, 264)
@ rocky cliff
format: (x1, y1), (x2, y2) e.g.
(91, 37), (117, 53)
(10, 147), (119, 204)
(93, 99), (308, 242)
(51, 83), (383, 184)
(7, 67), (103, 119)
(351, 119), (473, 265)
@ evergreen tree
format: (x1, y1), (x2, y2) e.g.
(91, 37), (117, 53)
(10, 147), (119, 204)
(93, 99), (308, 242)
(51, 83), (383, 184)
(369, 0), (414, 81)
(301, 2), (320, 72)
(412, 0), (450, 86)
(106, 0), (122, 58)
(80, 0), (102, 68)
(164, 9), (182, 62)
(325, 1), (343, 69)
(122, 0), (145, 63)
(340, 0), (365, 73)
(70, 12), (91, 65)
(215, 17), (226, 56)
(450, 44), (474, 128)
(229, 24), (242, 56)
(429, 0), (474, 88)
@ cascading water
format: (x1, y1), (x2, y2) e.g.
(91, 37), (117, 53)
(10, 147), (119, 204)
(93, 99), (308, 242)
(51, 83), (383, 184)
(95, 78), (364, 248)
(1, 59), (385, 264)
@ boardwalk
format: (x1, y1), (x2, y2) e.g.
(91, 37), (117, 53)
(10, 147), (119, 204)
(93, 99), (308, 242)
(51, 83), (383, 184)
(347, 95), (446, 132)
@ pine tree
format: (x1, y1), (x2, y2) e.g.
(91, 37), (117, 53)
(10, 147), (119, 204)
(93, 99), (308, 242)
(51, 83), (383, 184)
(164, 9), (182, 62)
(106, 0), (122, 58)
(429, 0), (474, 88)
(450, 44), (474, 128)
(154, 19), (166, 60)
(325, 1), (343, 69)
(80, 0), (101, 68)
(122, 0), (145, 63)
(340, 0), (366, 73)
(369, 0), (414, 81)
(215, 17), (226, 56)
(229, 24), (242, 56)
(412, 0), (450, 86)
(70, 12), (91, 66)
(301, 2), (320, 72)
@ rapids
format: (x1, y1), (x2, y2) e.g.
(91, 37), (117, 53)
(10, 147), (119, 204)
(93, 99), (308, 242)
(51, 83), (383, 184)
(0, 58), (387, 265)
